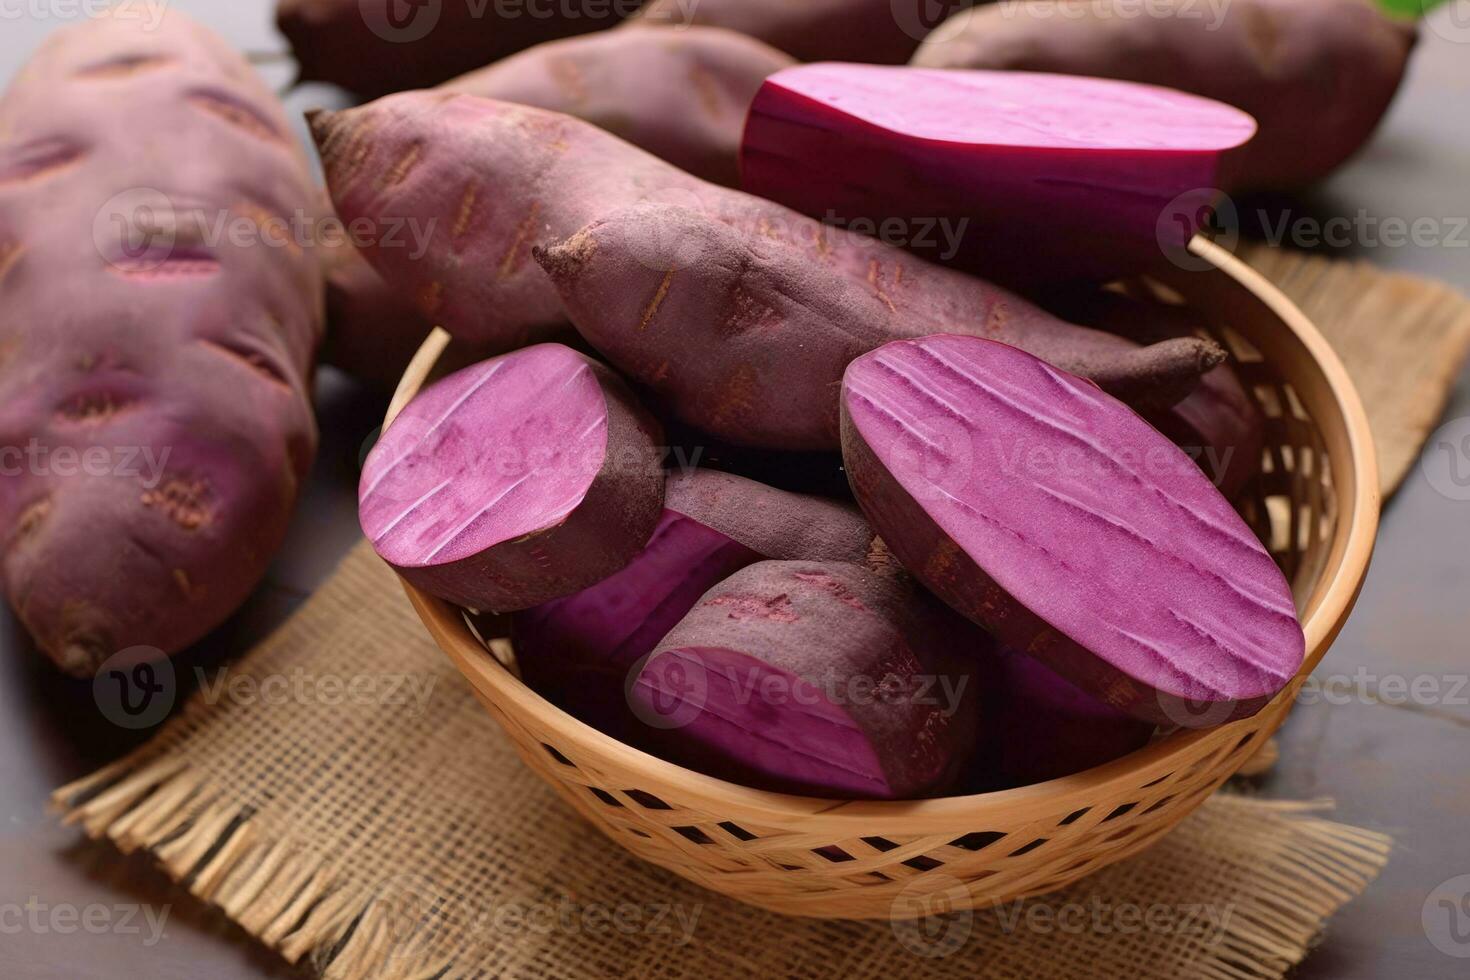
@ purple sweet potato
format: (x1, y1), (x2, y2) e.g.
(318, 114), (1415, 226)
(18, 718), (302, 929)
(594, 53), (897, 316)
(359, 344), (665, 611)
(514, 470), (876, 738)
(535, 202), (1225, 450)
(309, 93), (1204, 373)
(277, 0), (638, 97)
(840, 334), (1305, 726)
(447, 26), (794, 188)
(630, 560), (986, 799)
(631, 0), (974, 64)
(912, 0), (1417, 191)
(0, 12), (323, 675)
(740, 63), (1257, 285)
(1046, 289), (1264, 499)
(986, 648), (1155, 788)
(315, 28), (793, 386)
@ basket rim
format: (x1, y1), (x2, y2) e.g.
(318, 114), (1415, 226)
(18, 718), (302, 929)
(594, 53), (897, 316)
(383, 236), (1380, 832)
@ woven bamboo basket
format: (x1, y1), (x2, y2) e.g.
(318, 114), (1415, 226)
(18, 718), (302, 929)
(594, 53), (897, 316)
(385, 237), (1379, 920)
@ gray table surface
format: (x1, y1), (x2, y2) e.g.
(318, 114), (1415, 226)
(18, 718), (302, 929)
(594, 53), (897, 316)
(1, 4), (1468, 977)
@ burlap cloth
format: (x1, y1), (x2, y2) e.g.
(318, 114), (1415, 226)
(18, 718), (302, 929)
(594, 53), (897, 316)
(51, 248), (1470, 979)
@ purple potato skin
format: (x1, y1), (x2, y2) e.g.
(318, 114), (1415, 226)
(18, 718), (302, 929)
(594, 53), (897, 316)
(0, 11), (323, 675)
(317, 29), (794, 387)
(535, 202), (1224, 451)
(513, 470), (875, 739)
(277, 0), (636, 97)
(360, 345), (665, 612)
(446, 27), (794, 189)
(632, 0), (974, 65)
(840, 335), (1304, 727)
(631, 560), (988, 800)
(912, 0), (1416, 191)
(308, 92), (1222, 387)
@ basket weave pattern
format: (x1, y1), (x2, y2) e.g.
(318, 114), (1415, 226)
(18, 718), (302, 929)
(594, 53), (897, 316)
(394, 238), (1379, 920)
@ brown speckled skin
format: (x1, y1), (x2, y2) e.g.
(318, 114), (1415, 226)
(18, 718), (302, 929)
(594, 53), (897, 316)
(0, 12), (323, 675)
(913, 0), (1416, 190)
(536, 203), (1223, 450)
(277, 0), (638, 97)
(319, 28), (793, 388)
(633, 0), (973, 64)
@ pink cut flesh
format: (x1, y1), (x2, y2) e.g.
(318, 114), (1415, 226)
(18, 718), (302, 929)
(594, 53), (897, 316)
(630, 560), (984, 800)
(359, 343), (664, 611)
(741, 64), (1258, 285)
(512, 469), (875, 742)
(840, 335), (1304, 727)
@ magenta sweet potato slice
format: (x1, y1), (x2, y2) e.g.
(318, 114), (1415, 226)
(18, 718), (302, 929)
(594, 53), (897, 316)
(840, 334), (1304, 726)
(514, 470), (875, 739)
(536, 202), (1224, 450)
(630, 560), (985, 799)
(360, 344), (664, 611)
(0, 12), (323, 675)
(912, 0), (1416, 191)
(741, 63), (1257, 284)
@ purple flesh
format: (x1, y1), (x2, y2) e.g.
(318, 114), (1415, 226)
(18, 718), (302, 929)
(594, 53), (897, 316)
(630, 560), (985, 800)
(840, 334), (1304, 727)
(741, 64), (1257, 285)
(360, 343), (664, 611)
(512, 469), (874, 739)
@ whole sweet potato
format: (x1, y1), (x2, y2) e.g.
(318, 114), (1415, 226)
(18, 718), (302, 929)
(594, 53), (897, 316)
(278, 0), (639, 97)
(312, 93), (1221, 418)
(912, 0), (1417, 190)
(537, 203), (1224, 450)
(360, 344), (665, 611)
(448, 26), (793, 188)
(513, 469), (876, 738)
(840, 335), (1305, 726)
(0, 12), (323, 675)
(630, 560), (986, 799)
(632, 0), (973, 64)
(317, 28), (793, 386)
